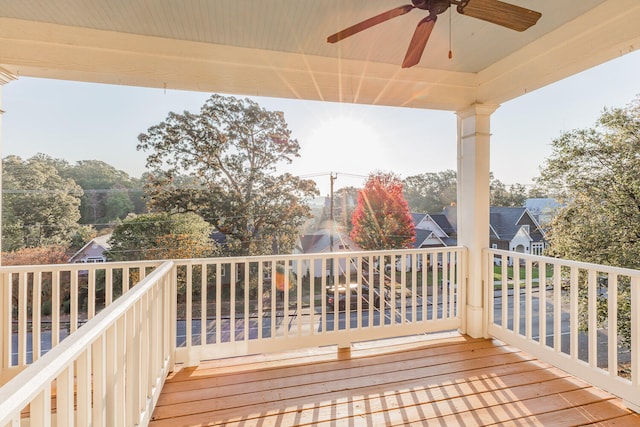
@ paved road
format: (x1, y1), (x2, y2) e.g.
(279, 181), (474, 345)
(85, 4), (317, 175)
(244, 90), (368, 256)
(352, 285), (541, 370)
(174, 298), (444, 345)
(12, 290), (629, 368)
(492, 287), (630, 367)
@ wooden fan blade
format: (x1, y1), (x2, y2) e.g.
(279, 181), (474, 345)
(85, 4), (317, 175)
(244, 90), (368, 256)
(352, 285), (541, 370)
(459, 0), (541, 32)
(327, 4), (415, 43)
(402, 16), (437, 68)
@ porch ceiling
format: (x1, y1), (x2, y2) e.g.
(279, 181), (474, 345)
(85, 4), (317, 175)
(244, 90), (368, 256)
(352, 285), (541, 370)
(0, 0), (640, 111)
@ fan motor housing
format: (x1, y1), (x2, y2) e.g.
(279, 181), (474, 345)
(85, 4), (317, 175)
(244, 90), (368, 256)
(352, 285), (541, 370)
(413, 0), (451, 15)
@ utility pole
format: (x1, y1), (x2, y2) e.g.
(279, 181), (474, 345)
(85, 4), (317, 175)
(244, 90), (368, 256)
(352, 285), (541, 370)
(329, 172), (337, 252)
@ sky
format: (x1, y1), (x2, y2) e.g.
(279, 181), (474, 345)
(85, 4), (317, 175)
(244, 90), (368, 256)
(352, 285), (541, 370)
(2, 49), (640, 196)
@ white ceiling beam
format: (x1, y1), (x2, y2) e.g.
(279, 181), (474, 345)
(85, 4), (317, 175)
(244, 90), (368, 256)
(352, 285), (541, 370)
(1, 0), (639, 112)
(0, 17), (483, 110)
(477, 0), (640, 105)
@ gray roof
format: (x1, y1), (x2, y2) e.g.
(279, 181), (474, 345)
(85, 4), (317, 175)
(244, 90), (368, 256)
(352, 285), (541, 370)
(410, 213), (456, 247)
(430, 214), (455, 235)
(299, 233), (326, 253)
(67, 233), (112, 263)
(412, 229), (432, 248)
(490, 207), (529, 240)
(413, 206), (542, 244)
(411, 213), (427, 226)
(442, 206), (458, 230)
(299, 229), (355, 253)
(92, 233), (112, 249)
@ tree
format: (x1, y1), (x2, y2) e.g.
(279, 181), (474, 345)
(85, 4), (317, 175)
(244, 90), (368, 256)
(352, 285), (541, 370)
(403, 170), (457, 212)
(55, 159), (144, 226)
(2, 245), (69, 266)
(538, 96), (640, 348)
(137, 94), (318, 256)
(526, 182), (549, 199)
(490, 174), (528, 207)
(1, 245), (71, 316)
(329, 186), (359, 233)
(106, 212), (218, 261)
(539, 97), (640, 266)
(350, 172), (415, 250)
(68, 225), (98, 253)
(404, 170), (532, 212)
(2, 155), (83, 251)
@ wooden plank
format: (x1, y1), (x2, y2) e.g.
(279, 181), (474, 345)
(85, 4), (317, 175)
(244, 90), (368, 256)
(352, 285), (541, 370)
(151, 371), (584, 427)
(588, 413), (640, 426)
(156, 361), (567, 426)
(154, 346), (533, 414)
(498, 400), (639, 427)
(151, 336), (640, 427)
(168, 333), (483, 379)
(162, 339), (502, 391)
(153, 347), (537, 421)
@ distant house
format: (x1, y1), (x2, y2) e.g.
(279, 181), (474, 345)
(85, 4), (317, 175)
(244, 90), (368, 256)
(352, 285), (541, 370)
(411, 206), (547, 256)
(488, 207), (546, 255)
(68, 233), (112, 263)
(294, 227), (359, 278)
(411, 213), (457, 248)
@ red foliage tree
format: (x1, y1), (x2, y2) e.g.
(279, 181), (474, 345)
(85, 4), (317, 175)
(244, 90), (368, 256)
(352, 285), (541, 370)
(350, 172), (416, 250)
(2, 245), (69, 266)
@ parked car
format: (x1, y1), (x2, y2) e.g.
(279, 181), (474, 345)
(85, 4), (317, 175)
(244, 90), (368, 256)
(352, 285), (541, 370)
(326, 283), (389, 311)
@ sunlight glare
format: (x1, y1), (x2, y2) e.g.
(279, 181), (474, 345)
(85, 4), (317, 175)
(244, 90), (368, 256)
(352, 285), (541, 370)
(304, 115), (385, 173)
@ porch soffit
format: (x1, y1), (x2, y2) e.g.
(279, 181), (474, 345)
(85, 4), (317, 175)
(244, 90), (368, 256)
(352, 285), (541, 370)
(0, 0), (639, 112)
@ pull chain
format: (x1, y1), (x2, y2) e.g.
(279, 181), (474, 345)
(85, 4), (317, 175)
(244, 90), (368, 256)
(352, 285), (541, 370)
(448, 6), (453, 59)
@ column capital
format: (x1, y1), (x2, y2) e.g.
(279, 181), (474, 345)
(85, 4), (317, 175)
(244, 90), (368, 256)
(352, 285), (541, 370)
(456, 103), (500, 119)
(0, 67), (17, 85)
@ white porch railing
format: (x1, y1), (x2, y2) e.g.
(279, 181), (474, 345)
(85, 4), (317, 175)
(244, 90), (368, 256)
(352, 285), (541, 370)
(0, 247), (465, 425)
(487, 249), (640, 412)
(172, 247), (466, 364)
(2, 246), (639, 423)
(0, 260), (175, 427)
(0, 260), (164, 381)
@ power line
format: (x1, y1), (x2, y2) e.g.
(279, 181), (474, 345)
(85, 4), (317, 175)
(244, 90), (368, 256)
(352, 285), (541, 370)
(2, 188), (141, 194)
(334, 172), (367, 179)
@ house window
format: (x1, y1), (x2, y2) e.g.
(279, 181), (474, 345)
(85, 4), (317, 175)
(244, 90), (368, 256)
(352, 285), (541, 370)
(531, 242), (545, 256)
(338, 244), (350, 250)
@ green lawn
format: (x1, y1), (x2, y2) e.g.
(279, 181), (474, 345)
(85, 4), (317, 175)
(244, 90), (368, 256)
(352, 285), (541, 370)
(493, 264), (554, 289)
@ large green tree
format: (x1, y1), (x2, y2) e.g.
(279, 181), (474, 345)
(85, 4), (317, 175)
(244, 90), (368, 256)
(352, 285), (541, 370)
(490, 174), (529, 207)
(55, 159), (144, 226)
(106, 212), (218, 261)
(538, 96), (640, 348)
(351, 171), (415, 250)
(539, 97), (640, 266)
(403, 170), (457, 212)
(137, 94), (318, 256)
(2, 155), (83, 251)
(404, 170), (532, 212)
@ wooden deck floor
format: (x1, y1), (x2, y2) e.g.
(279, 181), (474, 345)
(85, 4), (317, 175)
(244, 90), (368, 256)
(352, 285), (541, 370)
(151, 333), (640, 426)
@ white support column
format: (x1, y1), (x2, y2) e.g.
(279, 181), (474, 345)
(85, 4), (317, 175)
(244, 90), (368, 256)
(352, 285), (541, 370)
(456, 103), (498, 338)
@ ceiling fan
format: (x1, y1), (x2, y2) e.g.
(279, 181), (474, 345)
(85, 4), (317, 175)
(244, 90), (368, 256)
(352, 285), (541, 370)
(327, 0), (542, 68)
